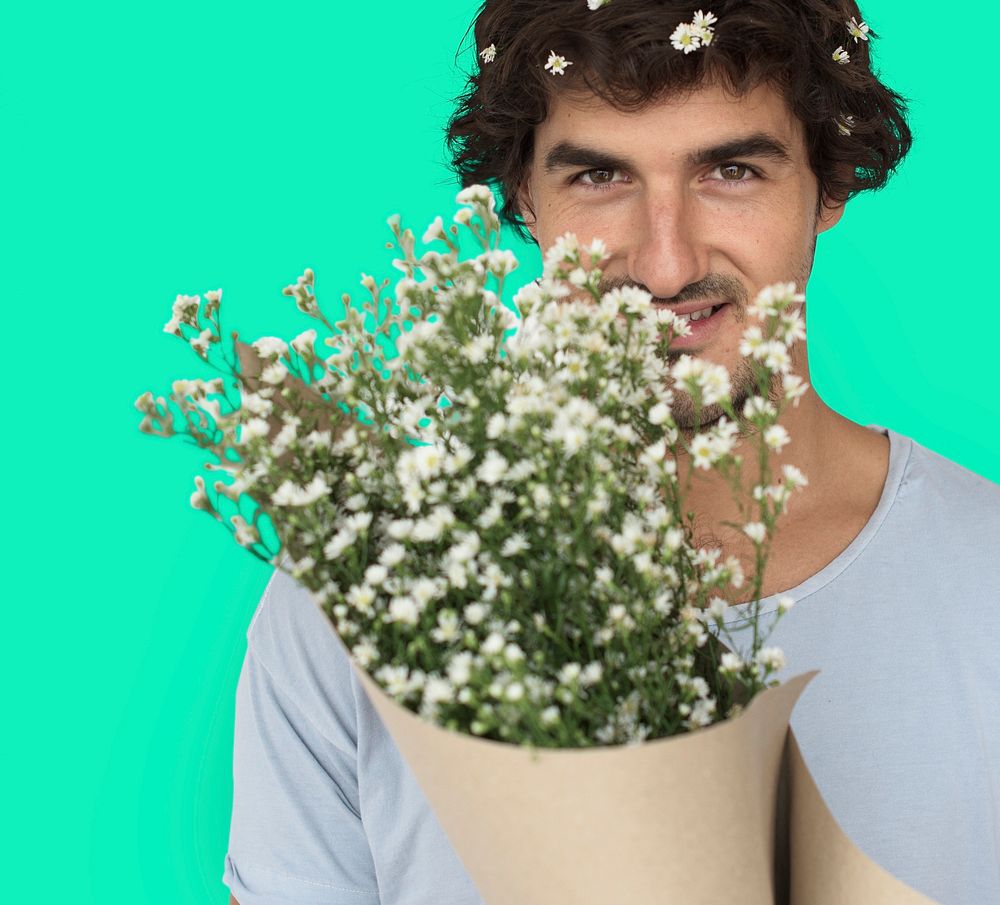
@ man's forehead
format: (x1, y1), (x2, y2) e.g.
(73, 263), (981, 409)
(534, 81), (804, 165)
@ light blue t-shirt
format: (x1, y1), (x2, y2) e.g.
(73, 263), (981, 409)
(222, 426), (1000, 905)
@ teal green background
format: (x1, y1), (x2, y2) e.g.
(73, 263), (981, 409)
(4, 2), (997, 902)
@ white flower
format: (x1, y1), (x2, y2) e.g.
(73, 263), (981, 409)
(260, 362), (288, 385)
(604, 284), (652, 314)
(670, 22), (702, 53)
(782, 373), (809, 405)
(464, 602), (488, 625)
(447, 652), (474, 686)
(387, 518), (415, 540)
(587, 0), (612, 9)
(291, 329), (317, 360)
(379, 543), (406, 567)
(782, 463), (809, 489)
(252, 336), (288, 359)
(720, 652), (744, 674)
(479, 43), (497, 63)
(544, 50), (573, 75)
(756, 646), (786, 672)
(351, 640), (379, 669)
(692, 10), (717, 29)
(323, 529), (354, 561)
(777, 595), (795, 614)
(481, 631), (505, 655)
(743, 521), (767, 544)
(541, 705), (560, 725)
(648, 401), (672, 425)
(422, 215), (445, 245)
(581, 662), (604, 686)
(763, 424), (790, 451)
(231, 514), (259, 547)
(505, 682), (525, 702)
(847, 16), (869, 43)
(364, 564), (389, 586)
(343, 512), (371, 535)
(832, 45), (850, 64)
(501, 533), (530, 557)
(431, 610), (462, 643)
(375, 664), (411, 698)
(836, 114), (857, 136)
(424, 677), (455, 705)
(239, 417), (270, 443)
(456, 184), (493, 206)
(347, 584), (377, 615)
(476, 449), (509, 484)
(388, 596), (420, 626)
(190, 327), (214, 357)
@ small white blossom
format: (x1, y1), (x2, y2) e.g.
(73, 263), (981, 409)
(720, 652), (743, 674)
(388, 596), (420, 626)
(544, 50), (573, 75)
(464, 602), (488, 625)
(670, 22), (702, 53)
(782, 463), (809, 489)
(763, 424), (790, 452)
(479, 43), (497, 64)
(777, 595), (795, 614)
(481, 632), (505, 655)
(756, 647), (786, 672)
(743, 521), (767, 544)
(832, 45), (850, 64)
(847, 16), (869, 43)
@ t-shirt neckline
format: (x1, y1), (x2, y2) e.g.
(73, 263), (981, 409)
(720, 423), (912, 627)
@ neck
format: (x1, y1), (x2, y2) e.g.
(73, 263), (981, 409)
(671, 340), (890, 601)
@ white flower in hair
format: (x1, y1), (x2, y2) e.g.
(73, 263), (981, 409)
(847, 16), (870, 43)
(692, 10), (718, 30)
(832, 45), (850, 64)
(670, 22), (702, 54)
(587, 0), (612, 9)
(836, 114), (856, 136)
(479, 43), (497, 64)
(544, 50), (573, 75)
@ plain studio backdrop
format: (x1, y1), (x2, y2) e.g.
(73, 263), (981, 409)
(2, 1), (996, 902)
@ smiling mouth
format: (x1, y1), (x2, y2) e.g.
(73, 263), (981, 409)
(668, 303), (726, 324)
(655, 301), (731, 348)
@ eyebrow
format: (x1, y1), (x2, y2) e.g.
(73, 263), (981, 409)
(541, 132), (794, 175)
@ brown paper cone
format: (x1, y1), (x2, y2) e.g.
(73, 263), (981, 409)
(785, 732), (938, 904)
(354, 664), (810, 904)
(349, 657), (939, 904)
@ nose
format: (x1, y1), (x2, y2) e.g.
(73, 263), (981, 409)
(626, 193), (708, 300)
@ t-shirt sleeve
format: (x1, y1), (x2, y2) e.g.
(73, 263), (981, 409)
(223, 571), (382, 905)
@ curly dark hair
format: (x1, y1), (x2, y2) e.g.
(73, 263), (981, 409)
(446, 0), (913, 244)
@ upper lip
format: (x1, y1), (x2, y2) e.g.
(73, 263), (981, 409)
(653, 300), (730, 315)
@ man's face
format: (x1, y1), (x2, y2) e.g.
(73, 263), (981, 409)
(517, 79), (844, 430)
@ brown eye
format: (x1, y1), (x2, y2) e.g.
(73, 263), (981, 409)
(586, 168), (615, 184)
(719, 163), (749, 181)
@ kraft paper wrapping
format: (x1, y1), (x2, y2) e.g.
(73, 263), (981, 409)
(350, 660), (938, 905)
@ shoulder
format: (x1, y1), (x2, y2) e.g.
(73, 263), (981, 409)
(246, 564), (362, 752)
(895, 431), (1000, 533)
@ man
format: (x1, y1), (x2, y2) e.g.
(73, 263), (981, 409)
(224, 2), (1000, 903)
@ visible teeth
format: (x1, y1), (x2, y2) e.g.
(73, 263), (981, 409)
(689, 306), (716, 322)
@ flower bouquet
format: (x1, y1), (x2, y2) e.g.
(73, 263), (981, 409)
(138, 187), (935, 903)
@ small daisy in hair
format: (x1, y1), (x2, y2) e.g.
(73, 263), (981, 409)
(836, 114), (857, 136)
(544, 51), (573, 75)
(479, 43), (497, 64)
(670, 22), (702, 54)
(847, 16), (870, 43)
(587, 0), (612, 9)
(832, 45), (850, 64)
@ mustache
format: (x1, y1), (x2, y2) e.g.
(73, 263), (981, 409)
(597, 273), (750, 308)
